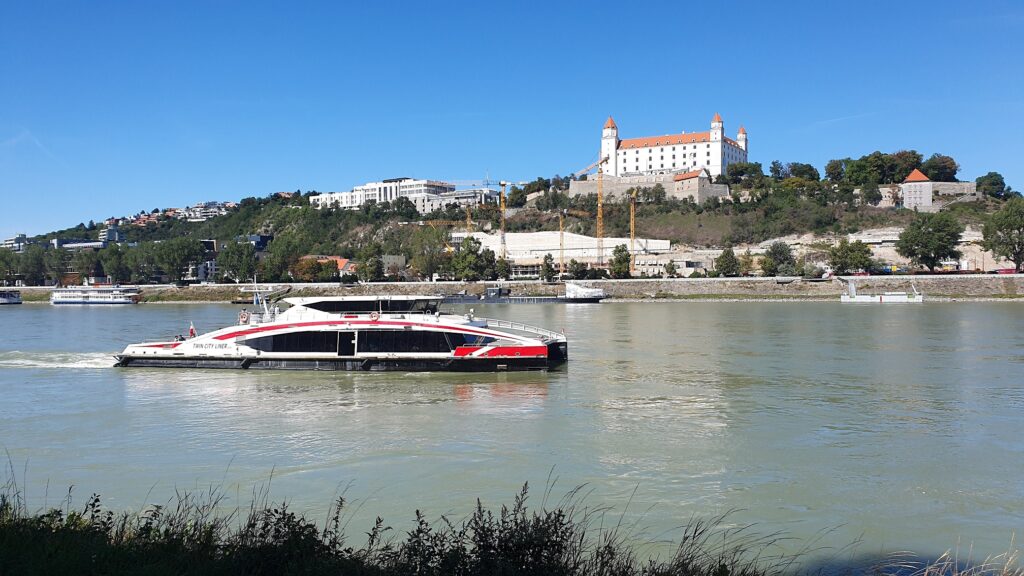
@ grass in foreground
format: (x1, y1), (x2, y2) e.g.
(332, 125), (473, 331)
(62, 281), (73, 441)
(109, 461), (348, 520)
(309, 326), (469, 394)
(0, 482), (1020, 576)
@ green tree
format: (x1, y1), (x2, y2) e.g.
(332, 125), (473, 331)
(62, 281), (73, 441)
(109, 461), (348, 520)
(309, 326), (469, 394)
(982, 197), (1024, 271)
(495, 257), (511, 280)
(19, 245), (47, 285)
(890, 150), (923, 183)
(715, 247), (740, 277)
(289, 258), (323, 282)
(861, 181), (883, 206)
(0, 248), (16, 283)
(760, 241), (795, 276)
(156, 237), (205, 282)
(124, 243), (158, 283)
(824, 158), (848, 182)
(44, 248), (69, 285)
(567, 258), (588, 280)
(409, 226), (448, 281)
(895, 212), (965, 272)
(540, 253), (556, 282)
(451, 237), (484, 281)
(360, 255), (385, 282)
(609, 245), (631, 279)
(98, 244), (129, 283)
(921, 153), (959, 182)
(739, 249), (755, 276)
(976, 172), (1010, 198)
(663, 260), (677, 277)
(828, 239), (873, 274)
(787, 162), (820, 181)
(769, 160), (788, 180)
(506, 186), (528, 208)
(72, 250), (101, 279)
(217, 241), (257, 282)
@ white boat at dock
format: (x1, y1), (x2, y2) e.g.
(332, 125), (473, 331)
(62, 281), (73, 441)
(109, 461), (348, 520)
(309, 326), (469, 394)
(839, 279), (923, 303)
(0, 290), (22, 305)
(50, 285), (141, 305)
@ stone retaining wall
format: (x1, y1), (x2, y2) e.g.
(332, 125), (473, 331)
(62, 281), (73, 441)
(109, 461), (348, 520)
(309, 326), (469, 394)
(14, 275), (1024, 302)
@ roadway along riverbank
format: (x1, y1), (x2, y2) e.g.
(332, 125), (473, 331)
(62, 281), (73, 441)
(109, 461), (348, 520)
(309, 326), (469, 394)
(13, 274), (1024, 303)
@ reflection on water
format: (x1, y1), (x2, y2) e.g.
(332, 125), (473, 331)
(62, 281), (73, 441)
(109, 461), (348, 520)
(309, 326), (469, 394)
(0, 302), (1023, 559)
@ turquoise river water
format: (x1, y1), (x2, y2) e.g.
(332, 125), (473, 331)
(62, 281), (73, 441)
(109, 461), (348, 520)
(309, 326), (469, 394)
(0, 302), (1022, 562)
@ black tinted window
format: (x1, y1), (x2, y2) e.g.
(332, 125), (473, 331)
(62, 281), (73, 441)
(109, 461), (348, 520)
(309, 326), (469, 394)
(246, 331), (338, 353)
(358, 330), (453, 353)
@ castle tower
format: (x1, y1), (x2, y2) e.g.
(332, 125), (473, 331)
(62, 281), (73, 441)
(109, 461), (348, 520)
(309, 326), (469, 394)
(737, 125), (747, 152)
(710, 112), (723, 142)
(601, 116), (619, 176)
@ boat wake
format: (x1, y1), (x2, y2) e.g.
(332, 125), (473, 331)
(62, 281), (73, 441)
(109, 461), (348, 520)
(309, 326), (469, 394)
(0, 351), (115, 370)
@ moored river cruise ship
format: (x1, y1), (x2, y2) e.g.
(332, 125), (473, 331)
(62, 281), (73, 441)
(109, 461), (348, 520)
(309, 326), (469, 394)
(0, 290), (22, 305)
(115, 295), (568, 371)
(51, 286), (141, 305)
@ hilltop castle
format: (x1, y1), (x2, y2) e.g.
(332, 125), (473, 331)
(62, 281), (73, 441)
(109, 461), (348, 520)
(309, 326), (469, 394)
(568, 114), (745, 203)
(601, 113), (748, 178)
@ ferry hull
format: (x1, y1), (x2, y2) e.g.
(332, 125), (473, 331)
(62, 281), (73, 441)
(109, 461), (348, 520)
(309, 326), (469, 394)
(114, 355), (563, 371)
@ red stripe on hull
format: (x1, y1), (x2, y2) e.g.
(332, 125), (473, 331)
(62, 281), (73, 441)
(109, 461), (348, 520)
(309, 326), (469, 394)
(213, 320), (526, 342)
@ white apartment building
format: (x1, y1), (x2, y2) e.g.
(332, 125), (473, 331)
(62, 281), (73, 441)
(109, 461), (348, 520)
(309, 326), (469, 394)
(310, 178), (456, 210)
(600, 114), (748, 178)
(406, 188), (499, 215)
(178, 201), (229, 222)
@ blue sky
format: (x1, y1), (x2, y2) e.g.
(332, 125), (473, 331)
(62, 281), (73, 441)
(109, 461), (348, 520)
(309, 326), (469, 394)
(2, 0), (1022, 238)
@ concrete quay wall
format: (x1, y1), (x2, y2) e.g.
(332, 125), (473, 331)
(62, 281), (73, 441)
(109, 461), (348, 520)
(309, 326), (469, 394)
(14, 275), (1024, 302)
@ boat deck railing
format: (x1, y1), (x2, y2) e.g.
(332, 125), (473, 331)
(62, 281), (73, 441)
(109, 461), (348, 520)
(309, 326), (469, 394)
(479, 317), (564, 340)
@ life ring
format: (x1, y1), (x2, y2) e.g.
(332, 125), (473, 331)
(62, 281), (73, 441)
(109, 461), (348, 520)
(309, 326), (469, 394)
(239, 311), (250, 324)
(369, 311), (380, 321)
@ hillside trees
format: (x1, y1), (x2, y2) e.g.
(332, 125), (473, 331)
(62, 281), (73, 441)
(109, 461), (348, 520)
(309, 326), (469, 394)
(156, 237), (205, 282)
(896, 212), (965, 272)
(921, 153), (959, 182)
(217, 241), (257, 282)
(98, 244), (130, 283)
(828, 239), (873, 274)
(976, 172), (1013, 198)
(982, 197), (1024, 271)
(759, 241), (796, 277)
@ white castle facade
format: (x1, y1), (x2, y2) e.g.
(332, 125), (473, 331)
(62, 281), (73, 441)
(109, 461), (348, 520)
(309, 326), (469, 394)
(601, 113), (748, 178)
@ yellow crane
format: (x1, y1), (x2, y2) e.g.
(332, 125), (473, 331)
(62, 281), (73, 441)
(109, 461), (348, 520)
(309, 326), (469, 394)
(573, 156), (609, 266)
(630, 188), (637, 275)
(557, 208), (592, 276)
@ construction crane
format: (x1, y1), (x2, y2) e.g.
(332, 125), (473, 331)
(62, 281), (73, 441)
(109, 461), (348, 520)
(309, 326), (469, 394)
(573, 156), (609, 266)
(630, 189), (637, 275)
(558, 208), (592, 276)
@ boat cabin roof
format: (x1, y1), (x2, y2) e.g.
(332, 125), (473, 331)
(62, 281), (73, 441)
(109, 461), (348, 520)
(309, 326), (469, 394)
(282, 295), (442, 314)
(284, 295), (440, 305)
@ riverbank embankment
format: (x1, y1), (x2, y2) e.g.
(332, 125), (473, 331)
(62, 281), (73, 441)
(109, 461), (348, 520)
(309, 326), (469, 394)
(12, 274), (1024, 303)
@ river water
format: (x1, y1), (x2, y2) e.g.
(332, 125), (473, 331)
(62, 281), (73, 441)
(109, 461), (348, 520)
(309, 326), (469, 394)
(1, 302), (1022, 561)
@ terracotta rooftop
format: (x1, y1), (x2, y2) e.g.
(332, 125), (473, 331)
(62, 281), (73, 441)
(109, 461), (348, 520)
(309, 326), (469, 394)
(604, 116), (617, 129)
(618, 131), (711, 149)
(738, 125), (746, 135)
(904, 168), (930, 183)
(673, 169), (708, 181)
(712, 112), (722, 123)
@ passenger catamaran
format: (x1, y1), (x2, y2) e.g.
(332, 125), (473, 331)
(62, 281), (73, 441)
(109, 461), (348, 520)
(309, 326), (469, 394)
(115, 295), (568, 371)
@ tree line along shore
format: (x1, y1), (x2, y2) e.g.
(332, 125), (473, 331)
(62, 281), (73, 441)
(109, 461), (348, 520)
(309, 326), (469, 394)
(2, 149), (1022, 287)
